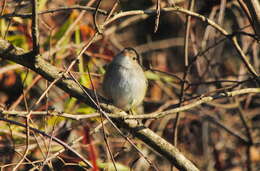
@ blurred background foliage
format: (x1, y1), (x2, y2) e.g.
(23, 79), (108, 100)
(0, 0), (259, 170)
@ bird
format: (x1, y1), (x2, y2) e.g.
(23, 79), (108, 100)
(102, 48), (148, 111)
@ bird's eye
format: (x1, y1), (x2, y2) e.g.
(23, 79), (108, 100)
(132, 57), (137, 61)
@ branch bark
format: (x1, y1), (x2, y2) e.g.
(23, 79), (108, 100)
(0, 38), (199, 171)
(242, 0), (260, 38)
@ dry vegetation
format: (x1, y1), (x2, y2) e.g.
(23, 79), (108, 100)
(0, 0), (260, 170)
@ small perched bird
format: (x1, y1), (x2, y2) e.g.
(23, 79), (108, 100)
(102, 48), (147, 111)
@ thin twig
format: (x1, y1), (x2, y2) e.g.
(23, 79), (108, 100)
(3, 88), (259, 121)
(0, 116), (93, 168)
(13, 69), (30, 171)
(103, 7), (259, 78)
(237, 0), (256, 35)
(203, 114), (249, 144)
(0, 0), (7, 16)
(3, 0), (23, 39)
(154, 0), (161, 33)
(94, 0), (103, 34)
(2, 5), (258, 77)
(69, 71), (159, 171)
(242, 0), (260, 38)
(184, 0), (194, 66)
(237, 100), (253, 171)
(31, 0), (39, 54)
(118, 88), (260, 120)
(85, 63), (118, 170)
(0, 5), (108, 19)
(173, 0), (195, 147)
(10, 75), (42, 110)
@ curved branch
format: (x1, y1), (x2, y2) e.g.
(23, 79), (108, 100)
(0, 39), (199, 171)
(242, 0), (260, 38)
(1, 6), (258, 78)
(104, 7), (259, 78)
(0, 116), (93, 168)
(0, 5), (108, 19)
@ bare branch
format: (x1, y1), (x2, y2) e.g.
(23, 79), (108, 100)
(0, 38), (199, 171)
